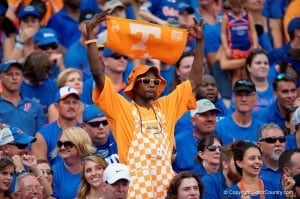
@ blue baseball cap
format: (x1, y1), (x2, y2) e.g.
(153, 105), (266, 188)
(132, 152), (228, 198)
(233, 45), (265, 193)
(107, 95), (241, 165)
(102, 48), (116, 57)
(83, 105), (105, 122)
(18, 5), (40, 20)
(0, 126), (36, 146)
(0, 60), (23, 73)
(55, 86), (80, 102)
(178, 3), (194, 14)
(288, 17), (300, 33)
(33, 27), (58, 45)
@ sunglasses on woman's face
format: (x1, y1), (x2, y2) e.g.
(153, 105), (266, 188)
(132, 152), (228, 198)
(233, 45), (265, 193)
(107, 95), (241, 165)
(136, 77), (161, 85)
(206, 145), (222, 152)
(57, 141), (74, 149)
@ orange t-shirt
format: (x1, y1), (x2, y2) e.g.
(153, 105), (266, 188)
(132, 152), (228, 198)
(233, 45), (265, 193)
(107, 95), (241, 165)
(92, 76), (196, 164)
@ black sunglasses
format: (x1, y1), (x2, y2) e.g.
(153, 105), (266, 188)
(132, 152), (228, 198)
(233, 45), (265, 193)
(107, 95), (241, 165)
(7, 142), (28, 149)
(87, 120), (108, 128)
(259, 136), (286, 144)
(110, 53), (128, 60)
(57, 141), (74, 149)
(37, 43), (58, 50)
(136, 77), (161, 85)
(206, 145), (222, 152)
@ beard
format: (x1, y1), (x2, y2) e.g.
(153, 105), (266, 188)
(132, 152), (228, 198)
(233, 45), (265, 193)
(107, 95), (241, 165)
(227, 165), (241, 184)
(270, 147), (283, 161)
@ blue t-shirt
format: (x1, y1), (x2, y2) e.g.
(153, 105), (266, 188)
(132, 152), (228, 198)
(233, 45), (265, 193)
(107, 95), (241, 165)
(203, 17), (222, 55)
(52, 161), (81, 199)
(95, 133), (119, 164)
(216, 115), (264, 145)
(192, 161), (208, 178)
(259, 164), (282, 188)
(0, 96), (45, 136)
(20, 78), (58, 114)
(202, 171), (229, 199)
(285, 133), (297, 150)
(47, 8), (81, 48)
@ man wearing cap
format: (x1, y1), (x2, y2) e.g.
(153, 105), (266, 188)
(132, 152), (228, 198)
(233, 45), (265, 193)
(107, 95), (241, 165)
(286, 106), (300, 150)
(257, 73), (297, 129)
(216, 79), (264, 144)
(32, 86), (81, 165)
(86, 12), (203, 198)
(3, 5), (41, 62)
(0, 60), (45, 136)
(33, 27), (64, 80)
(173, 99), (224, 173)
(64, 9), (98, 81)
(269, 17), (300, 66)
(102, 163), (130, 199)
(47, 0), (82, 48)
(82, 105), (119, 164)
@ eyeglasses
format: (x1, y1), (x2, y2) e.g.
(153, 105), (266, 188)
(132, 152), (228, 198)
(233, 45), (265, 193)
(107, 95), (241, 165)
(37, 42), (58, 50)
(40, 169), (53, 175)
(206, 145), (222, 152)
(136, 77), (161, 85)
(21, 185), (43, 192)
(57, 141), (75, 149)
(259, 136), (286, 144)
(7, 142), (28, 149)
(109, 53), (128, 60)
(276, 72), (294, 80)
(87, 120), (108, 128)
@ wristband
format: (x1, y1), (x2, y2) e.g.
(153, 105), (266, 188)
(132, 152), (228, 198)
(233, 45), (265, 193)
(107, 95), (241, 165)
(16, 36), (24, 45)
(84, 39), (97, 45)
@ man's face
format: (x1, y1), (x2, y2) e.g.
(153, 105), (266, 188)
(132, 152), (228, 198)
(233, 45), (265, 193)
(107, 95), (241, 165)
(134, 71), (160, 101)
(258, 128), (285, 161)
(233, 91), (257, 113)
(105, 53), (128, 74)
(1, 143), (29, 156)
(55, 95), (80, 121)
(0, 66), (23, 93)
(275, 81), (297, 110)
(287, 153), (300, 177)
(83, 116), (110, 146)
(103, 179), (129, 199)
(15, 175), (43, 199)
(197, 76), (218, 103)
(192, 111), (217, 135)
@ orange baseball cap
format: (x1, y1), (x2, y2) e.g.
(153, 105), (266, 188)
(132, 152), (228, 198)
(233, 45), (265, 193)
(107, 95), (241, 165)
(124, 65), (166, 99)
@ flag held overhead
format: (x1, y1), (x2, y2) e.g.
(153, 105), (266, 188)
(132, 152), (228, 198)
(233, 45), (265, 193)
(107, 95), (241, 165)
(105, 16), (188, 65)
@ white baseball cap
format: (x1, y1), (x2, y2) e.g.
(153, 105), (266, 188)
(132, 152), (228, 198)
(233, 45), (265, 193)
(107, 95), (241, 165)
(190, 99), (221, 117)
(103, 163), (130, 184)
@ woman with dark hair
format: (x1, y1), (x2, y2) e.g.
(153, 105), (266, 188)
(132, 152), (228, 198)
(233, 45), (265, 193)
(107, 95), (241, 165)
(0, 156), (14, 199)
(166, 171), (203, 199)
(224, 140), (284, 199)
(192, 134), (222, 178)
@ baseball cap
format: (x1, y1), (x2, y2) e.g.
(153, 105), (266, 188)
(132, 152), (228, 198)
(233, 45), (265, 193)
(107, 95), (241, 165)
(79, 9), (97, 23)
(0, 126), (36, 146)
(18, 5), (40, 20)
(83, 105), (105, 123)
(0, 60), (23, 73)
(55, 86), (80, 102)
(103, 163), (130, 184)
(33, 27), (58, 45)
(233, 79), (256, 93)
(190, 99), (221, 117)
(288, 17), (300, 33)
(104, 0), (125, 12)
(178, 3), (194, 14)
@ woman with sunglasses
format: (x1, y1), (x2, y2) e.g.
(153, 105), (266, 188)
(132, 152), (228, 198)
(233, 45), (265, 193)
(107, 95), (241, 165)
(223, 140), (284, 199)
(77, 155), (108, 199)
(47, 68), (85, 123)
(0, 156), (14, 199)
(192, 134), (222, 178)
(52, 127), (95, 199)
